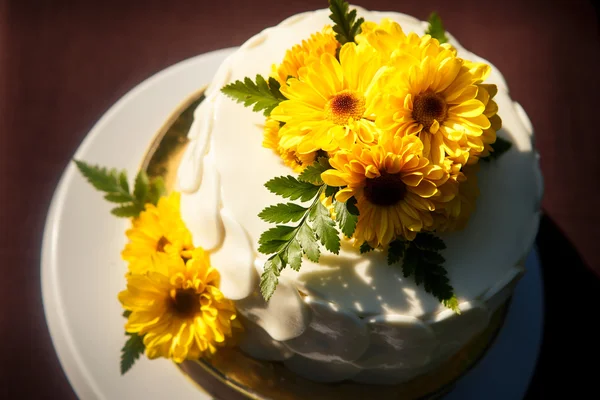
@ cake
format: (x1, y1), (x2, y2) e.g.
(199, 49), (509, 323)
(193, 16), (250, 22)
(75, 2), (543, 398)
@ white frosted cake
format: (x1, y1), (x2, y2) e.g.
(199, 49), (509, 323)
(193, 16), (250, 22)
(174, 5), (543, 387)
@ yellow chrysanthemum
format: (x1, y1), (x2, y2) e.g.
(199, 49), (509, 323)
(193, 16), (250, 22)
(262, 118), (316, 172)
(357, 19), (459, 73)
(121, 192), (193, 274)
(464, 83), (502, 163)
(433, 164), (480, 231)
(119, 248), (242, 362)
(356, 18), (408, 62)
(271, 26), (338, 85)
(271, 42), (385, 155)
(321, 135), (450, 247)
(375, 41), (498, 167)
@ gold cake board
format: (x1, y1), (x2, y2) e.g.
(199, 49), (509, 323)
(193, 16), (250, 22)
(142, 90), (512, 400)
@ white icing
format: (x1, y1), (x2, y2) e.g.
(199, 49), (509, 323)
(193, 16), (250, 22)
(235, 275), (310, 341)
(428, 301), (490, 362)
(481, 266), (524, 313)
(238, 316), (294, 361)
(177, 136), (205, 193)
(353, 315), (436, 369)
(206, 58), (233, 98)
(513, 101), (534, 136)
(210, 208), (257, 300)
(176, 6), (544, 384)
(283, 298), (369, 362)
(178, 99), (216, 192)
(187, 96), (214, 141)
(280, 242), (441, 317)
(178, 153), (223, 251)
(283, 355), (360, 383)
(241, 32), (267, 50)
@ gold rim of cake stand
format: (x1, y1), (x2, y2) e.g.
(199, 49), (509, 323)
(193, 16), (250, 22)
(142, 90), (513, 400)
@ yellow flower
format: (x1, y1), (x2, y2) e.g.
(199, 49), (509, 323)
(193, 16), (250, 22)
(433, 164), (480, 231)
(262, 118), (316, 172)
(465, 83), (502, 163)
(271, 42), (385, 155)
(121, 192), (193, 275)
(357, 19), (455, 70)
(119, 248), (242, 362)
(374, 35), (498, 166)
(356, 18), (408, 62)
(271, 26), (339, 85)
(321, 135), (449, 247)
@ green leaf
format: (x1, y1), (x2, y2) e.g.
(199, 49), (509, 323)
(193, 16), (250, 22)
(74, 160), (121, 193)
(334, 198), (358, 238)
(423, 251), (445, 264)
(259, 203), (308, 224)
(309, 201), (341, 254)
(298, 160), (330, 185)
(122, 310), (132, 318)
(119, 171), (129, 193)
(133, 170), (149, 204)
(259, 225), (297, 244)
(443, 296), (460, 313)
(328, 0), (365, 45)
(104, 193), (133, 203)
(360, 242), (373, 254)
(387, 239), (406, 265)
(257, 181), (341, 300)
(260, 256), (283, 301)
(420, 259), (454, 304)
(221, 75), (285, 116)
(286, 239), (303, 271)
(297, 223), (320, 262)
(74, 160), (167, 218)
(258, 239), (289, 255)
(413, 232), (446, 251)
(268, 77), (286, 100)
(425, 12), (449, 44)
(482, 136), (512, 162)
(120, 332), (145, 375)
(324, 185), (340, 198)
(397, 233), (457, 311)
(258, 225), (296, 254)
(402, 245), (419, 278)
(147, 177), (166, 206)
(346, 197), (359, 215)
(111, 205), (142, 218)
(265, 176), (320, 201)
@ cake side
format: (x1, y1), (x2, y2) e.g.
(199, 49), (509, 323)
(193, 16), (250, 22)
(176, 7), (542, 384)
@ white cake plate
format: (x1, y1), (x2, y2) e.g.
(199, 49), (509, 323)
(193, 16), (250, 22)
(41, 48), (544, 400)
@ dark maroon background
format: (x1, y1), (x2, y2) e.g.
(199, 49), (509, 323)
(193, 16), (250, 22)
(1, 0), (599, 398)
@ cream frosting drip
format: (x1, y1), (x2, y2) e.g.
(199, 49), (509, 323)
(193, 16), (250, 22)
(175, 7), (543, 384)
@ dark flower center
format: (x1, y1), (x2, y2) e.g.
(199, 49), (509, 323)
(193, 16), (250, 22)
(364, 172), (406, 206)
(412, 91), (448, 131)
(169, 288), (200, 318)
(156, 236), (170, 252)
(325, 90), (366, 125)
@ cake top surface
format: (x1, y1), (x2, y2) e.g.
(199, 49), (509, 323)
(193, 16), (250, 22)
(177, 7), (543, 319)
